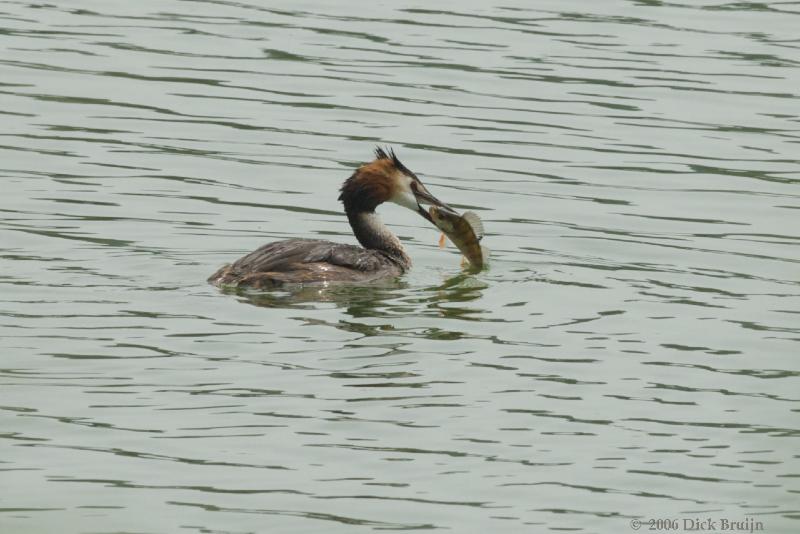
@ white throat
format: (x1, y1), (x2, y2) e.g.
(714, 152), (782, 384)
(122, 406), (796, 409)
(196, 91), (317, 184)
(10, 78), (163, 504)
(390, 175), (419, 213)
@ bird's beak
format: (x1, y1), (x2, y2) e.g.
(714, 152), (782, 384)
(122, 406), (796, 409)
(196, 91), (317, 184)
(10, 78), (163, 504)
(413, 182), (451, 224)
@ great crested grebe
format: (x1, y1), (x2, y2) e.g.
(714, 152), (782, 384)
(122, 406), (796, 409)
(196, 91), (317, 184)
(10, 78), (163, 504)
(208, 147), (452, 288)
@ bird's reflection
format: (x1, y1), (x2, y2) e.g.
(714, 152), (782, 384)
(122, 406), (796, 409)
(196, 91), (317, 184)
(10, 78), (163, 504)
(227, 277), (409, 312)
(227, 270), (489, 328)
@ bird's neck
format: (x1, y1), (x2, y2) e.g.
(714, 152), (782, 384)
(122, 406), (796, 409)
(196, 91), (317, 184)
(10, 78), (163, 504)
(346, 210), (411, 268)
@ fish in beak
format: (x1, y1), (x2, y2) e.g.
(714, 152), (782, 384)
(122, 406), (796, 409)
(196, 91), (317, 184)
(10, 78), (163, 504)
(412, 181), (452, 224)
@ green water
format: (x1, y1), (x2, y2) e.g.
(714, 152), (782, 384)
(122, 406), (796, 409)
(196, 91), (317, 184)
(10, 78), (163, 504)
(1, 1), (798, 533)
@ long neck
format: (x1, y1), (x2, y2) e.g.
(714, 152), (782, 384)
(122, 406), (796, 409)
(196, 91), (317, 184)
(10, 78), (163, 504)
(346, 210), (411, 269)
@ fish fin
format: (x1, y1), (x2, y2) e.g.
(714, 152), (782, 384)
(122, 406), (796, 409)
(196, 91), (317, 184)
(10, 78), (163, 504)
(462, 211), (484, 240)
(438, 233), (447, 248)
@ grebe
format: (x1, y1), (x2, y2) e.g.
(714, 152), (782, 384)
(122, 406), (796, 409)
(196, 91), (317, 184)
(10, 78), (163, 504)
(208, 147), (451, 288)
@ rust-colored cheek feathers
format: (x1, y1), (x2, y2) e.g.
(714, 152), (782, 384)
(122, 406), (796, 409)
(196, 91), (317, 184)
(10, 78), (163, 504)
(338, 159), (399, 213)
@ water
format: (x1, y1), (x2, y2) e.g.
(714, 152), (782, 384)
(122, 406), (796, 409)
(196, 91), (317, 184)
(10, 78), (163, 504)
(2, 1), (799, 532)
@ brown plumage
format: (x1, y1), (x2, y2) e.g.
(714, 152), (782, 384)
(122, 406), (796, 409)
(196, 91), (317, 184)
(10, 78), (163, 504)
(208, 147), (451, 289)
(339, 158), (396, 213)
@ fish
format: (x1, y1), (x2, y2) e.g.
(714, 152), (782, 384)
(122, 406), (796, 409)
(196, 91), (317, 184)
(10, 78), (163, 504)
(429, 206), (487, 270)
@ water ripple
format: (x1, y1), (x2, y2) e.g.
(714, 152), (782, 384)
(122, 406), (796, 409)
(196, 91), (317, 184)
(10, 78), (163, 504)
(2, 1), (798, 532)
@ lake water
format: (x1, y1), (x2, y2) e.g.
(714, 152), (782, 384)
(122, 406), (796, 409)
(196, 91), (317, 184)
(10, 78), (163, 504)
(1, 1), (799, 533)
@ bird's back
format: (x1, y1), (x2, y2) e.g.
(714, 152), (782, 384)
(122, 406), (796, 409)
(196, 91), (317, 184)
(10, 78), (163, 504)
(208, 238), (404, 288)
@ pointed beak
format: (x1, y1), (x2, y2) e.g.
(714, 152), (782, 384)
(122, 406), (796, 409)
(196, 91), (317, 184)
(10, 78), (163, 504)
(413, 182), (451, 224)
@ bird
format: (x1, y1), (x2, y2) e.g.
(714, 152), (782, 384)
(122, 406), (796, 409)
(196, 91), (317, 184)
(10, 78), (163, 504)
(208, 147), (451, 288)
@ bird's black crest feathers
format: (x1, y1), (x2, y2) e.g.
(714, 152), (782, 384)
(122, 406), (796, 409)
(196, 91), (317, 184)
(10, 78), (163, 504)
(375, 145), (414, 178)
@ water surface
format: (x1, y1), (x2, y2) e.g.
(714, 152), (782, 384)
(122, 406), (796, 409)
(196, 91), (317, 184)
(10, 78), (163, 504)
(2, 1), (799, 532)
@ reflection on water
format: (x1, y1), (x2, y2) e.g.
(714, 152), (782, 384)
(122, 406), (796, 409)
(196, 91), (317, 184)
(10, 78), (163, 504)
(233, 273), (487, 319)
(2, 1), (799, 533)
